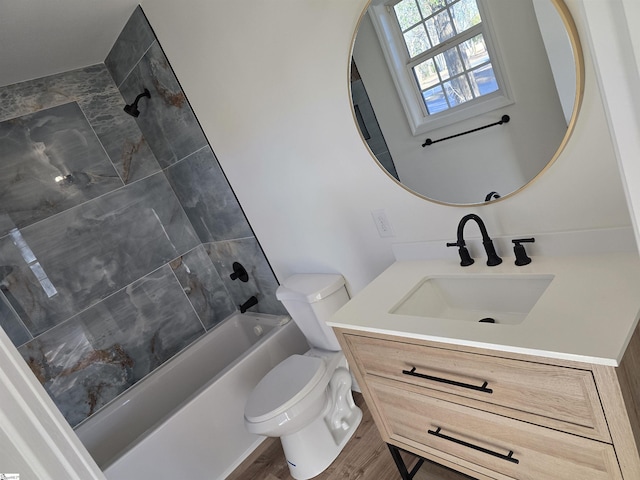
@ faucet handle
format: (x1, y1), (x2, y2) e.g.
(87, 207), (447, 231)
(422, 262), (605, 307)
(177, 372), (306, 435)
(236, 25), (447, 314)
(512, 238), (535, 266)
(447, 241), (475, 267)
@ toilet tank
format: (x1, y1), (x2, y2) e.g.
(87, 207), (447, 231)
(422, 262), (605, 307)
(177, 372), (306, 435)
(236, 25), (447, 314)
(276, 274), (349, 351)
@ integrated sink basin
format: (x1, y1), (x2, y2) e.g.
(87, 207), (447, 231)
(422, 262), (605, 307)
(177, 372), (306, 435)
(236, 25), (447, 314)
(390, 274), (554, 325)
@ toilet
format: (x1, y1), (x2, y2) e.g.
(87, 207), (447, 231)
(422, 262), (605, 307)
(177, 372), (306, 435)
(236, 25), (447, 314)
(244, 274), (362, 480)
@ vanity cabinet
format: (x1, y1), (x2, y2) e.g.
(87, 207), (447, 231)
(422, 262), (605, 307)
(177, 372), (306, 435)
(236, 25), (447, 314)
(336, 327), (640, 480)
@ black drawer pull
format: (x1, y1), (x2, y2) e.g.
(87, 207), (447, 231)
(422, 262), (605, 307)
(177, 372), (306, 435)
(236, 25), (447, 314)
(402, 366), (493, 394)
(428, 427), (519, 464)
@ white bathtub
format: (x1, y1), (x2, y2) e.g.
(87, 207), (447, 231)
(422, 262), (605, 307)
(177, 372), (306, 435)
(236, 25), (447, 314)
(74, 312), (309, 479)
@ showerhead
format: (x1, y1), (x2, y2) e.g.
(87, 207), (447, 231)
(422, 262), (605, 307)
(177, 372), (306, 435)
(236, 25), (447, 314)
(123, 88), (151, 117)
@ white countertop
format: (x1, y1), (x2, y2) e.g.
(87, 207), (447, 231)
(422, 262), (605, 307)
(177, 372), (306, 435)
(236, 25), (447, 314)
(329, 252), (640, 366)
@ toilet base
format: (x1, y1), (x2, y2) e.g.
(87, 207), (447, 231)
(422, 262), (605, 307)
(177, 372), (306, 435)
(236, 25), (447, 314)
(280, 387), (362, 480)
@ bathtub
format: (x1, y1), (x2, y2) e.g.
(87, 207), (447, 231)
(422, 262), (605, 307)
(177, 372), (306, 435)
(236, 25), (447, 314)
(74, 312), (309, 479)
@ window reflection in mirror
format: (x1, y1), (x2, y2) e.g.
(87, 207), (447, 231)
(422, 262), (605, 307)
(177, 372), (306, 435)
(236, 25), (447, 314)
(394, 0), (506, 118)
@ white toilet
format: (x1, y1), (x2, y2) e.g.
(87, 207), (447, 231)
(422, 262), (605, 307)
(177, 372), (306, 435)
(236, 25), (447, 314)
(244, 274), (363, 480)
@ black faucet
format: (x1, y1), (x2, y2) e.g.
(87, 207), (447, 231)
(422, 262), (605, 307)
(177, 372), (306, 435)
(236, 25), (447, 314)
(239, 295), (258, 313)
(447, 214), (502, 267)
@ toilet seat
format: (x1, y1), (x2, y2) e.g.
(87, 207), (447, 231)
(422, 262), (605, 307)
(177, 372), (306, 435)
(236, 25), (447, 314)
(245, 354), (327, 424)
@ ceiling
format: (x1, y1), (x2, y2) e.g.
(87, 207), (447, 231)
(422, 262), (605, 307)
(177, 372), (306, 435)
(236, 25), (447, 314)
(0, 0), (140, 87)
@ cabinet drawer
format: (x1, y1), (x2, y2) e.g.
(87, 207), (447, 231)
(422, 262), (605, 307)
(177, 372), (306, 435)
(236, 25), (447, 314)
(345, 334), (610, 442)
(371, 378), (622, 480)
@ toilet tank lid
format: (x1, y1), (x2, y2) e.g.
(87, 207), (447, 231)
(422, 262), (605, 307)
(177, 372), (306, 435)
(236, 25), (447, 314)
(276, 274), (345, 303)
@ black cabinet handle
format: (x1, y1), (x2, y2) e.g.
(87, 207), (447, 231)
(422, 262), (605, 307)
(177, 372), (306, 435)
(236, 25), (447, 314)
(402, 367), (493, 394)
(428, 427), (519, 464)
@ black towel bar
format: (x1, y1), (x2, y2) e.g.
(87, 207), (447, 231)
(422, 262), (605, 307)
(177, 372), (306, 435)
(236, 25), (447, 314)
(422, 115), (510, 147)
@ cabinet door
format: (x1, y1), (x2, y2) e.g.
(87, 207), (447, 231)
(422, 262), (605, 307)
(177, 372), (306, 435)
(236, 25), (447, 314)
(370, 378), (622, 480)
(346, 334), (610, 442)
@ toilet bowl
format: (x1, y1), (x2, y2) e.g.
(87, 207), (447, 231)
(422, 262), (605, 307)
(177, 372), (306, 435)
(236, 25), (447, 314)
(244, 274), (362, 480)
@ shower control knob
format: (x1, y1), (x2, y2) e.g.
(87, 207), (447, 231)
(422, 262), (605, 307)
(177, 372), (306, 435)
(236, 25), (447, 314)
(230, 262), (249, 282)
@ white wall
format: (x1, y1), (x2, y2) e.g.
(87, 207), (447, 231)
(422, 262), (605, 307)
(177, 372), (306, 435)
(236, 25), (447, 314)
(582, 0), (640, 250)
(0, 0), (139, 88)
(140, 0), (632, 295)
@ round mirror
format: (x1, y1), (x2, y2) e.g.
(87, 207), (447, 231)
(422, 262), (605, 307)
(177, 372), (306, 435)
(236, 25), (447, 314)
(350, 0), (583, 205)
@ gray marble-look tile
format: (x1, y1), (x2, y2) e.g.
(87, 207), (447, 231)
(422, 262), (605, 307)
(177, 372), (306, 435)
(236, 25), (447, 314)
(119, 41), (208, 168)
(19, 265), (205, 427)
(105, 6), (156, 88)
(0, 214), (17, 236)
(0, 64), (115, 122)
(0, 102), (123, 234)
(77, 81), (161, 185)
(0, 65), (162, 185)
(0, 290), (31, 347)
(0, 172), (200, 336)
(207, 238), (287, 316)
(170, 245), (235, 330)
(165, 147), (253, 243)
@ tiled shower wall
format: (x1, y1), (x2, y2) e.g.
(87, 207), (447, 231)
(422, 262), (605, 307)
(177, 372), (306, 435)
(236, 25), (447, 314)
(0, 6), (285, 428)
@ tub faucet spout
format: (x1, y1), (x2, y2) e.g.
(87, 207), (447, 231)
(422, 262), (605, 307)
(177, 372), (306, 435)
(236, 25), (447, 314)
(239, 295), (258, 313)
(447, 214), (502, 267)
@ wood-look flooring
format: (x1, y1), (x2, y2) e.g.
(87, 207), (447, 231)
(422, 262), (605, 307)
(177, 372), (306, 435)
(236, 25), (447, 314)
(227, 393), (471, 480)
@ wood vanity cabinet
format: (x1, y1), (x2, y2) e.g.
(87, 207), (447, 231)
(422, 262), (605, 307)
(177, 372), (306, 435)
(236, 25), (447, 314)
(335, 325), (640, 480)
